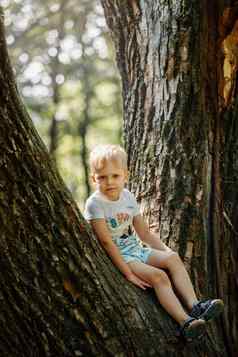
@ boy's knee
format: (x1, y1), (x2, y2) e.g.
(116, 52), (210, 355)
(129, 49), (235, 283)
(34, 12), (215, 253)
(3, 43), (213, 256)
(151, 269), (170, 287)
(164, 252), (182, 268)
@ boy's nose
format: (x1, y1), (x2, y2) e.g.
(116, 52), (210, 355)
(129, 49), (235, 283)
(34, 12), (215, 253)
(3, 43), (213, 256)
(107, 176), (113, 184)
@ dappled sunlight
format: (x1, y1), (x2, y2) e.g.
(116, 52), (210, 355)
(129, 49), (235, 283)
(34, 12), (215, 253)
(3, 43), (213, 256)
(3, 0), (122, 205)
(222, 19), (238, 106)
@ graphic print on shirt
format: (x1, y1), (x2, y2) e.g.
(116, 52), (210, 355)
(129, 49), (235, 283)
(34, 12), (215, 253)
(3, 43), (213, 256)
(106, 212), (130, 233)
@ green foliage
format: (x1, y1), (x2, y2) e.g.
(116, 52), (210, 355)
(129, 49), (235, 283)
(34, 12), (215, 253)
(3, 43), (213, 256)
(4, 0), (122, 206)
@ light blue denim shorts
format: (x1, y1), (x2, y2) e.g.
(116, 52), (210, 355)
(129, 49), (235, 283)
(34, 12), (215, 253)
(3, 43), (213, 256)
(114, 235), (152, 263)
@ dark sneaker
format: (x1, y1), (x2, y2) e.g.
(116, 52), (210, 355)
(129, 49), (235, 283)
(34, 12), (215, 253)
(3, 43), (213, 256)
(190, 299), (224, 321)
(180, 317), (206, 342)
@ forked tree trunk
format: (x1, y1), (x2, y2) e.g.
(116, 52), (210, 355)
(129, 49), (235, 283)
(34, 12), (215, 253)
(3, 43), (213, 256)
(101, 1), (238, 356)
(0, 4), (235, 357)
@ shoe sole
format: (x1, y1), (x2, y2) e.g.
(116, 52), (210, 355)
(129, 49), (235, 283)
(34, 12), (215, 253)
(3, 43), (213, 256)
(185, 320), (206, 342)
(200, 299), (224, 321)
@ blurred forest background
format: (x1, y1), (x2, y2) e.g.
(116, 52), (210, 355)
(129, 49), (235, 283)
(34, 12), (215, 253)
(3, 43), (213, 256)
(2, 0), (122, 209)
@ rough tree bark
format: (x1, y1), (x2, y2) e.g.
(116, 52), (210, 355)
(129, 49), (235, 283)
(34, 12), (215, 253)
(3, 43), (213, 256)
(0, 5), (234, 357)
(100, 1), (238, 356)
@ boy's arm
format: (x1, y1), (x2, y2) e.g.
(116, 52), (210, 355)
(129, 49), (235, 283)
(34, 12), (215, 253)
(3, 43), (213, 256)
(90, 219), (151, 289)
(133, 214), (172, 251)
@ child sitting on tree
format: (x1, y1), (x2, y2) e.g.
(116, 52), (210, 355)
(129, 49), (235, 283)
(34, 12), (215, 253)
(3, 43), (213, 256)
(84, 144), (224, 341)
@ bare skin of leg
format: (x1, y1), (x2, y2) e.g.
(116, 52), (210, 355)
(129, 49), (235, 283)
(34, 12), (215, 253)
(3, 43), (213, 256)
(128, 260), (192, 326)
(147, 250), (198, 310)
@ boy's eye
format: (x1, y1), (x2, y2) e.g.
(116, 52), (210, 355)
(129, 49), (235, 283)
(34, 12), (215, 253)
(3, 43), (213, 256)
(98, 176), (105, 180)
(113, 174), (119, 178)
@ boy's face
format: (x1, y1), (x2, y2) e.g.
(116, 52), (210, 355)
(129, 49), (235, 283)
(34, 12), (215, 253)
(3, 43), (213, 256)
(92, 159), (128, 201)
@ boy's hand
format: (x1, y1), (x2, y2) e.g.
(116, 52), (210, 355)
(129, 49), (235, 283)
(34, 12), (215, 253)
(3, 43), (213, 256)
(126, 272), (152, 290)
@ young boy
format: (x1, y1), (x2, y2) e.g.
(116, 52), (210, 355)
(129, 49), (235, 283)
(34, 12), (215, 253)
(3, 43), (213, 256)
(84, 144), (224, 341)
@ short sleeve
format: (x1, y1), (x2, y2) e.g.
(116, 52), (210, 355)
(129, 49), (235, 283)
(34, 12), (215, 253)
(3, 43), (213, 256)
(84, 197), (104, 220)
(127, 190), (140, 216)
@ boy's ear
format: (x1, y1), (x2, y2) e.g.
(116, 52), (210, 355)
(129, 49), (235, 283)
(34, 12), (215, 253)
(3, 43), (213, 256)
(124, 170), (129, 182)
(91, 174), (96, 184)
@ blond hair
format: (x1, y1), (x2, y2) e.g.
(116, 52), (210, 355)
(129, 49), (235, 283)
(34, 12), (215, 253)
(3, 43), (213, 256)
(89, 144), (127, 173)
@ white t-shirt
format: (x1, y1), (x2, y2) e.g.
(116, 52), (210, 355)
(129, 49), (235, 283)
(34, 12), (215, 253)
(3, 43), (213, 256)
(84, 188), (140, 240)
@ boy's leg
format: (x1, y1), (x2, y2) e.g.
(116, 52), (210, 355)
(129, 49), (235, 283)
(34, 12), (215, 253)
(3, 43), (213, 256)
(128, 260), (192, 325)
(146, 250), (198, 310)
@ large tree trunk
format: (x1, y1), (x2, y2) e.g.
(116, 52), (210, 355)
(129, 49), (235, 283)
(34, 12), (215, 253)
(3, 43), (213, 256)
(0, 5), (234, 357)
(101, 1), (238, 356)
